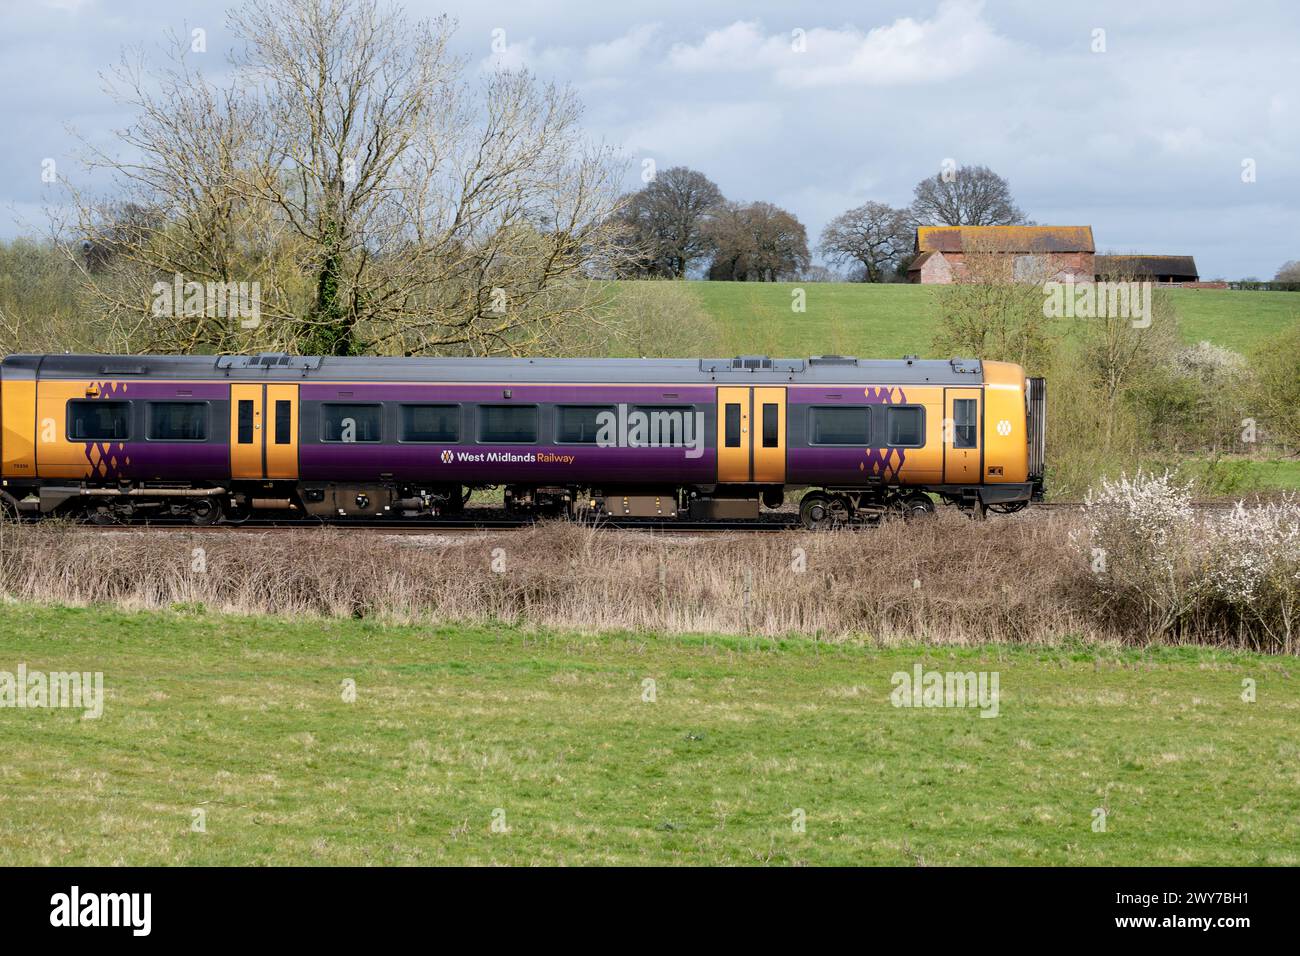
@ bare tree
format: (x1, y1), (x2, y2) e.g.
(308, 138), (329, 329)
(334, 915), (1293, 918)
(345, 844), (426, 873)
(818, 201), (912, 282)
(910, 164), (1027, 227)
(57, 0), (629, 356)
(613, 167), (723, 278)
(705, 201), (809, 282)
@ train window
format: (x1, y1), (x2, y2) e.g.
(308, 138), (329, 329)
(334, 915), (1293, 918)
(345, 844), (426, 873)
(322, 403), (382, 443)
(147, 402), (207, 441)
(401, 404), (459, 443)
(401, 404), (458, 442)
(953, 398), (977, 449)
(761, 403), (779, 448)
(887, 406), (924, 447)
(274, 401), (292, 445)
(68, 401), (130, 441)
(237, 400), (254, 443)
(479, 405), (537, 444)
(724, 404), (741, 447)
(633, 406), (693, 447)
(810, 406), (869, 445)
(556, 406), (610, 444)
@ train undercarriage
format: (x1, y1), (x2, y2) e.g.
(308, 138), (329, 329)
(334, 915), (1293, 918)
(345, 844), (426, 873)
(2, 478), (1034, 529)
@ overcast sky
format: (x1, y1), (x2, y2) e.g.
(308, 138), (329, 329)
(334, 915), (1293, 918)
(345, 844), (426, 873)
(2, 0), (1296, 278)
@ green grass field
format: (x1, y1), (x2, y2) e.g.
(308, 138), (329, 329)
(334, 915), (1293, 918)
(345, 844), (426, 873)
(659, 281), (1299, 360)
(1177, 457), (1300, 493)
(2, 603), (1296, 866)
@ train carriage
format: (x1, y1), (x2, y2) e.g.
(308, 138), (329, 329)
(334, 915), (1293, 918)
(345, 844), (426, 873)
(0, 353), (1046, 528)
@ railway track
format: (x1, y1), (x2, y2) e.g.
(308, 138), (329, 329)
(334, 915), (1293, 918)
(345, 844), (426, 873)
(25, 498), (1251, 534)
(63, 517), (802, 534)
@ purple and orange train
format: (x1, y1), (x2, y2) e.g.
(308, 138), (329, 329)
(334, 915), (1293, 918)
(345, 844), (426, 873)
(0, 353), (1046, 527)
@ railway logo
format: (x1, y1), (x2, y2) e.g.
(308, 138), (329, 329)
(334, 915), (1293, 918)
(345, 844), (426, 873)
(996, 419), (1012, 436)
(595, 404), (705, 459)
(440, 450), (454, 464)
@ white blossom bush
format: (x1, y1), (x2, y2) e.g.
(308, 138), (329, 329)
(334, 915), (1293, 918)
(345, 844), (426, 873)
(1174, 340), (1246, 381)
(1081, 472), (1202, 638)
(1081, 473), (1300, 650)
(1206, 496), (1300, 651)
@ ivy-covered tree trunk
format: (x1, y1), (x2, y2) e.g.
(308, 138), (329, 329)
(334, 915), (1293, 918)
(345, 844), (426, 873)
(304, 216), (354, 356)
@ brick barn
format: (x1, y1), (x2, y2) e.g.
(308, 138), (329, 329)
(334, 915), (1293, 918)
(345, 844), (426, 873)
(1094, 255), (1199, 283)
(907, 225), (1095, 284)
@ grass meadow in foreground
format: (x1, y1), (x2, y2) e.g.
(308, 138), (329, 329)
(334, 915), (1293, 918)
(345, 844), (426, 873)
(0, 603), (1296, 866)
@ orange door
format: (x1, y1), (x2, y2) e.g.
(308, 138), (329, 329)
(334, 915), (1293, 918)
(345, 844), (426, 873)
(265, 384), (299, 479)
(752, 387), (786, 483)
(943, 387), (981, 484)
(717, 387), (749, 482)
(717, 386), (786, 483)
(230, 384), (264, 479)
(231, 383), (299, 480)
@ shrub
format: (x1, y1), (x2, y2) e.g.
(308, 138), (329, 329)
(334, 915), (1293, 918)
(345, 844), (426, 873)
(1206, 498), (1300, 652)
(1079, 472), (1300, 649)
(1080, 472), (1202, 638)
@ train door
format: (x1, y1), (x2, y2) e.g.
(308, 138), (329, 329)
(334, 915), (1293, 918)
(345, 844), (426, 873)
(265, 384), (299, 479)
(716, 386), (786, 483)
(230, 383), (299, 480)
(943, 387), (981, 484)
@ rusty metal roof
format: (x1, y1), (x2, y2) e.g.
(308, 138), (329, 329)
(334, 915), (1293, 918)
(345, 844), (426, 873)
(916, 225), (1095, 254)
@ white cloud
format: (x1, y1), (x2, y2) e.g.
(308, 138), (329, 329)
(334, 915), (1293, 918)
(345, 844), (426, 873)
(585, 23), (660, 74)
(481, 36), (572, 74)
(664, 0), (1015, 87)
(666, 20), (769, 72)
(623, 101), (783, 160)
(482, 23), (661, 77)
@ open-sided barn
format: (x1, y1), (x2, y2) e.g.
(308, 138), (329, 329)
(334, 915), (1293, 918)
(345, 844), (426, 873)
(907, 225), (1096, 284)
(1094, 254), (1199, 282)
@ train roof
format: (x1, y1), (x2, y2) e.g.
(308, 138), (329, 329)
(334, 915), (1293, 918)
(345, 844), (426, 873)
(3, 353), (987, 385)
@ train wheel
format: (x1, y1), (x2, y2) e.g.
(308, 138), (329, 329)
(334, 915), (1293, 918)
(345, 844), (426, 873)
(85, 503), (120, 525)
(799, 492), (835, 530)
(190, 497), (223, 526)
(892, 494), (936, 520)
